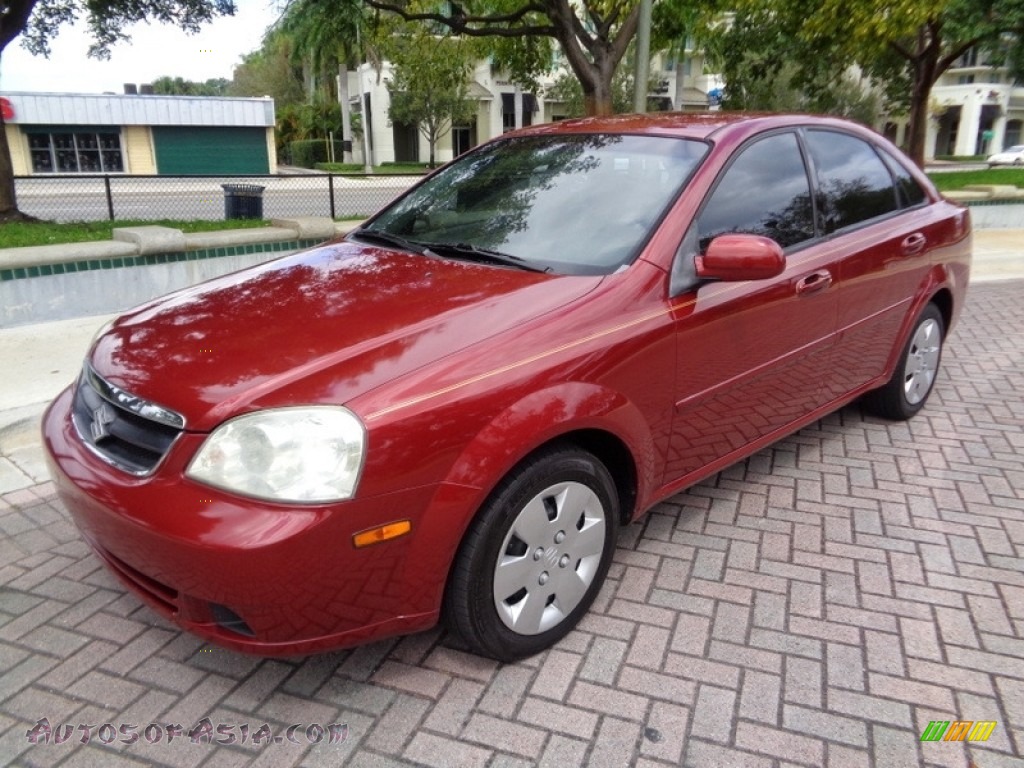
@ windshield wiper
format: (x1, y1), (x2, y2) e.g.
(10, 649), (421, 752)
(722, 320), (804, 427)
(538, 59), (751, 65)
(421, 241), (550, 273)
(351, 229), (431, 256)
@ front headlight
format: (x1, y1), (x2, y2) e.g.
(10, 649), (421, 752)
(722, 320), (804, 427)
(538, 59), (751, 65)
(186, 407), (365, 503)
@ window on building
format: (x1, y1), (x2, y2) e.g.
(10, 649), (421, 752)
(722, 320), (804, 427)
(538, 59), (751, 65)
(1006, 120), (1023, 147)
(958, 75), (976, 85)
(28, 130), (124, 173)
(957, 48), (979, 68)
(501, 93), (536, 132)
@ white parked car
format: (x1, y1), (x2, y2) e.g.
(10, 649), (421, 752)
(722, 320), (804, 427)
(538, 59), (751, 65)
(987, 144), (1024, 166)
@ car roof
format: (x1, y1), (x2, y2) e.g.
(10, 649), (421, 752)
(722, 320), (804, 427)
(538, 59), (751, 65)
(513, 112), (856, 141)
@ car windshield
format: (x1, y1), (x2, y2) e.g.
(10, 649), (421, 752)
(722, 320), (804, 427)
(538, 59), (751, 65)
(362, 134), (709, 275)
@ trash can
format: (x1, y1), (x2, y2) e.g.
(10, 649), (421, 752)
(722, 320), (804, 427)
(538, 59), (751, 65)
(221, 184), (265, 220)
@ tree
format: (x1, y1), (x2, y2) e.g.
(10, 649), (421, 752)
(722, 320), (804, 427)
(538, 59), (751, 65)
(650, 0), (721, 111)
(545, 52), (645, 117)
(732, 0), (1024, 167)
(229, 33), (306, 106)
(361, 0), (642, 116)
(151, 75), (231, 95)
(0, 0), (235, 221)
(274, 0), (369, 162)
(716, 10), (886, 126)
(385, 25), (477, 166)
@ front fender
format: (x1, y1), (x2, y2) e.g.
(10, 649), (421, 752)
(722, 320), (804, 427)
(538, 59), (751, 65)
(391, 381), (657, 622)
(444, 382), (656, 518)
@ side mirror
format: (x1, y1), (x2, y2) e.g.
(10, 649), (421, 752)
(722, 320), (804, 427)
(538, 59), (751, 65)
(695, 234), (785, 282)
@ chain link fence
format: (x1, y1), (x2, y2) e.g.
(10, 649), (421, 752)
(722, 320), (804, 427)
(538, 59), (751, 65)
(13, 173), (424, 223)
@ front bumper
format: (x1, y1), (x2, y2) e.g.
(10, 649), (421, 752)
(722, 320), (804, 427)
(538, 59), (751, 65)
(43, 386), (476, 656)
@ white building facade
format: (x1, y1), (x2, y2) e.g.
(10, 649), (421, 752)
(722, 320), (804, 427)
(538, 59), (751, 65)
(350, 50), (718, 166)
(883, 48), (1024, 158)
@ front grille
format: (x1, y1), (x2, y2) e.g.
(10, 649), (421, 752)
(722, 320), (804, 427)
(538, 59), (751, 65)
(71, 364), (185, 475)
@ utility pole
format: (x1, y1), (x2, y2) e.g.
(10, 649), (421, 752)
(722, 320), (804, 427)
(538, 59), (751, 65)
(632, 0), (653, 113)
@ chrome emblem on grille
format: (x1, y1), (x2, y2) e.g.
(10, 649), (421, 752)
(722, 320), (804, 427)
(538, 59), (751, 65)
(90, 402), (117, 442)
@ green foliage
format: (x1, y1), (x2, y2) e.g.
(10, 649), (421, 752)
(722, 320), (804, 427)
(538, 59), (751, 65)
(488, 35), (556, 93)
(229, 34), (306, 107)
(314, 162), (428, 173)
(719, 53), (883, 126)
(927, 168), (1024, 191)
(274, 0), (369, 98)
(724, 0), (1024, 165)
(277, 98), (344, 159)
(385, 24), (477, 166)
(545, 67), (636, 118)
(546, 45), (667, 118)
(287, 138), (347, 168)
(10, 0), (235, 59)
(716, 5), (886, 124)
(151, 75), (231, 95)
(0, 218), (268, 248)
(362, 0), (643, 115)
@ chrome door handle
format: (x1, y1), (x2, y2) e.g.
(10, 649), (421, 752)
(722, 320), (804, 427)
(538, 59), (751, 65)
(901, 233), (927, 256)
(796, 270), (832, 295)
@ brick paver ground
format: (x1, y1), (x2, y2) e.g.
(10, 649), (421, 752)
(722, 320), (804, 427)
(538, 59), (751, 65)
(1, 281), (1022, 768)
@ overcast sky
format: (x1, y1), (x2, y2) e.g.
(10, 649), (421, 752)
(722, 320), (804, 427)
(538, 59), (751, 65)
(0, 1), (281, 94)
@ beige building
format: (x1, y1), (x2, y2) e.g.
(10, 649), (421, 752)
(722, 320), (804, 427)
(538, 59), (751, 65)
(2, 91), (277, 175)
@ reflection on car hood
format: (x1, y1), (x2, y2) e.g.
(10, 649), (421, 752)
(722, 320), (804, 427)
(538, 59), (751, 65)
(89, 241), (601, 431)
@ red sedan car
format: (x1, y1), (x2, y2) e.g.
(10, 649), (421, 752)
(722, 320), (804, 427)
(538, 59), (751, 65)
(44, 113), (970, 661)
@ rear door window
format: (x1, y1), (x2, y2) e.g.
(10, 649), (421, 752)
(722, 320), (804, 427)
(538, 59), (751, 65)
(805, 130), (899, 233)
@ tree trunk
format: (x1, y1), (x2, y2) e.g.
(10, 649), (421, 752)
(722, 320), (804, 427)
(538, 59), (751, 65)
(674, 52), (686, 111)
(339, 64), (353, 164)
(0, 109), (32, 222)
(548, 0), (637, 118)
(900, 24), (943, 169)
(906, 79), (930, 169)
(580, 66), (615, 116)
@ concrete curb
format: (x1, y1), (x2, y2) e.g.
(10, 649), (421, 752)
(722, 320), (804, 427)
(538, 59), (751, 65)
(0, 218), (361, 270)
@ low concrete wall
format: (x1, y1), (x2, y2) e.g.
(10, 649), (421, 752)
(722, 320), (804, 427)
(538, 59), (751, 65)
(963, 201), (1024, 229)
(0, 218), (358, 328)
(946, 188), (1024, 229)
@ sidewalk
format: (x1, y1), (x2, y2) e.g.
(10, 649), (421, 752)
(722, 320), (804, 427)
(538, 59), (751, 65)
(1, 278), (1022, 767)
(1, 229), (1022, 495)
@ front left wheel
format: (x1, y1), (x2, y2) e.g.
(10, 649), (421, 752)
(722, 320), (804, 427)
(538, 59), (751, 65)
(445, 445), (619, 662)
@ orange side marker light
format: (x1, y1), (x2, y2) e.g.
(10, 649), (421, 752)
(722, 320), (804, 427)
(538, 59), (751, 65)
(353, 520), (412, 548)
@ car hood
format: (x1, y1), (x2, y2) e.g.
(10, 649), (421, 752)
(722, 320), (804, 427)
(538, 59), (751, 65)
(89, 241), (601, 431)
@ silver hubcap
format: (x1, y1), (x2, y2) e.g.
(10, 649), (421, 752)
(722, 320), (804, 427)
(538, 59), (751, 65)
(493, 481), (606, 635)
(903, 318), (941, 405)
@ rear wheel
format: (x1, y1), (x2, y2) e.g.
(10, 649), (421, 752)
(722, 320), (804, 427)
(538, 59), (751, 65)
(863, 303), (944, 420)
(445, 446), (619, 661)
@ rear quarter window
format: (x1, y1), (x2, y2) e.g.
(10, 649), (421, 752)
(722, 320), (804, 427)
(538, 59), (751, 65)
(880, 150), (928, 208)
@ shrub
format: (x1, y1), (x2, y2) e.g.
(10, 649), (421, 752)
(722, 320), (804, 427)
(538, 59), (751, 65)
(287, 139), (347, 168)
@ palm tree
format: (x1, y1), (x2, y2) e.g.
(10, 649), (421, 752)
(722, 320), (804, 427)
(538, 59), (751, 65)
(276, 0), (369, 162)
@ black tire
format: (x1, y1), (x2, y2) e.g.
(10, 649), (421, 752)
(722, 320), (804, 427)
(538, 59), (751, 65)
(445, 445), (619, 661)
(863, 303), (945, 421)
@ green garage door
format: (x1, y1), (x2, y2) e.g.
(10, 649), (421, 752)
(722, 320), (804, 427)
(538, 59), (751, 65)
(152, 127), (269, 174)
